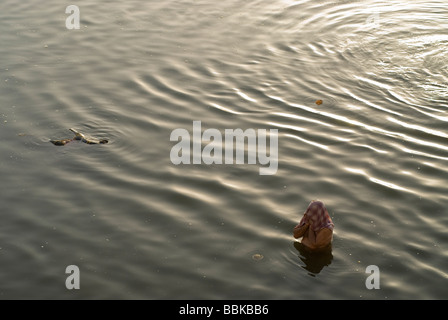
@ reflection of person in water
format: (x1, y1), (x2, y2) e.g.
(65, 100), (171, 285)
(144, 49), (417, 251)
(294, 241), (333, 275)
(293, 200), (334, 251)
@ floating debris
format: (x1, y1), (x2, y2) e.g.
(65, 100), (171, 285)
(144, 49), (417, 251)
(252, 253), (264, 261)
(315, 99), (323, 105)
(50, 128), (108, 146)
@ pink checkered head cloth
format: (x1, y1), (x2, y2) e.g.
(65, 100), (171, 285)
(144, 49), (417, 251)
(298, 200), (334, 232)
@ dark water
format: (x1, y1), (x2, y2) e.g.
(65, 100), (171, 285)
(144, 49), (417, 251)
(1, 0), (448, 299)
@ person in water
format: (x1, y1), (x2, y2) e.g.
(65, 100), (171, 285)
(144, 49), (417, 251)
(50, 128), (108, 146)
(293, 200), (334, 251)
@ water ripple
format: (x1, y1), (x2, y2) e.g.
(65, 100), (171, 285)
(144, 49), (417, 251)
(2, 0), (448, 299)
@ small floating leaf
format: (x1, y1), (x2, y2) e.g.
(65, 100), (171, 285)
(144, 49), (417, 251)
(315, 99), (323, 105)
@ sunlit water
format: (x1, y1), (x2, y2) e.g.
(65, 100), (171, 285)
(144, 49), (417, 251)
(1, 0), (447, 299)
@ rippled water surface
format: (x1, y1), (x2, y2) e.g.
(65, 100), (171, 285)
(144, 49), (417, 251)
(1, 0), (448, 299)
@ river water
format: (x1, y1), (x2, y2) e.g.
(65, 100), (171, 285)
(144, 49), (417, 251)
(1, 0), (447, 299)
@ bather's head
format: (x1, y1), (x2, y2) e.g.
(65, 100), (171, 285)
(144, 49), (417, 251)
(303, 200), (334, 231)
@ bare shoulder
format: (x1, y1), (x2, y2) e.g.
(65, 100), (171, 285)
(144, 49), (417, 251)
(319, 228), (333, 236)
(315, 228), (333, 247)
(317, 228), (333, 240)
